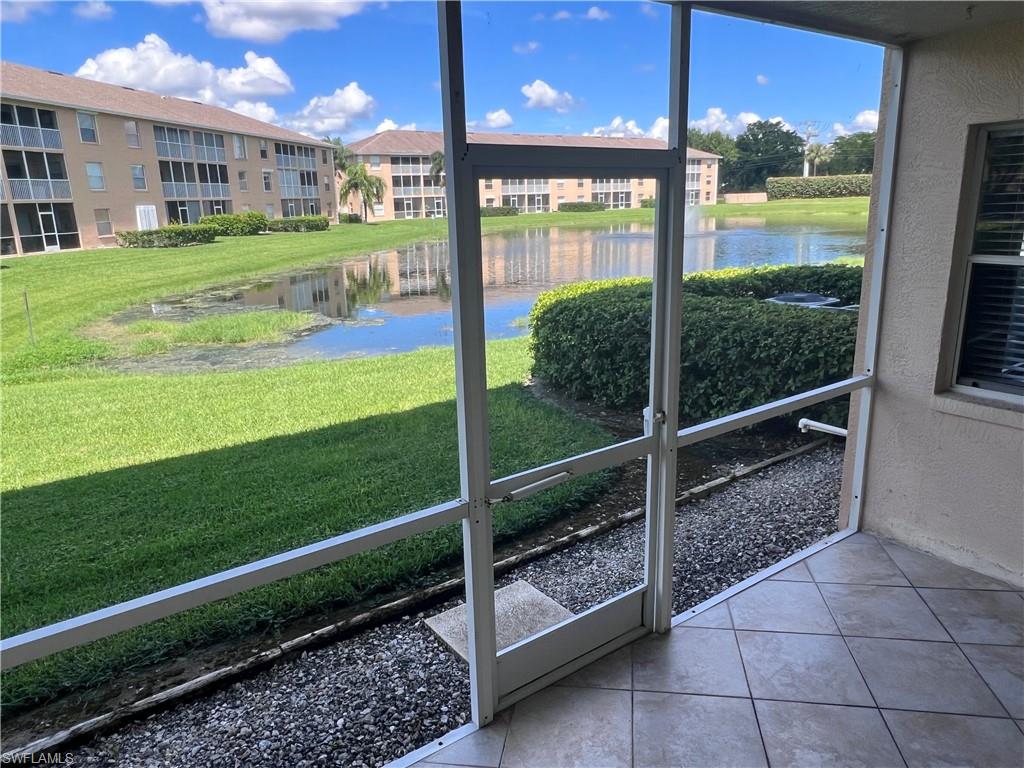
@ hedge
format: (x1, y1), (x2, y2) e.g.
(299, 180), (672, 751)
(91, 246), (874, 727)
(199, 211), (269, 236)
(530, 266), (863, 422)
(558, 201), (605, 213)
(340, 213), (362, 224)
(116, 224), (218, 248)
(766, 174), (872, 200)
(480, 206), (519, 217)
(640, 198), (656, 209)
(682, 264), (862, 306)
(266, 215), (330, 232)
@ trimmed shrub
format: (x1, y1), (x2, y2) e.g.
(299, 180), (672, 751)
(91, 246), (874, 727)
(340, 213), (362, 224)
(530, 266), (862, 422)
(682, 264), (863, 306)
(266, 215), (330, 232)
(480, 205), (519, 217)
(766, 174), (872, 200)
(639, 197), (656, 209)
(558, 201), (606, 213)
(116, 224), (218, 248)
(199, 211), (269, 236)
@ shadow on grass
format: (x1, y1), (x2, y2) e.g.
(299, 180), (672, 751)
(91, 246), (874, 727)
(1, 383), (612, 711)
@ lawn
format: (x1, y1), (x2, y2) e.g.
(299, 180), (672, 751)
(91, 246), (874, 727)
(0, 196), (868, 709)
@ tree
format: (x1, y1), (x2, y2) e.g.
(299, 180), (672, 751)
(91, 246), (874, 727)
(686, 128), (739, 190)
(324, 136), (355, 174)
(829, 132), (876, 174)
(339, 163), (387, 222)
(805, 143), (834, 176)
(428, 150), (445, 187)
(732, 120), (805, 191)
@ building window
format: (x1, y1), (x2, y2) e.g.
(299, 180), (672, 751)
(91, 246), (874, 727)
(369, 155), (381, 169)
(124, 120), (140, 148)
(321, 149), (329, 165)
(130, 164), (147, 191)
(94, 208), (113, 237)
(265, 203), (275, 218)
(324, 177), (330, 191)
(484, 179), (493, 190)
(705, 191), (711, 202)
(576, 195), (584, 202)
(951, 125), (1024, 401)
(485, 197), (495, 207)
(85, 162), (105, 190)
(233, 135), (247, 160)
(577, 178), (584, 188)
(263, 171), (273, 192)
(259, 139), (268, 160)
(77, 112), (98, 143)
(238, 170), (248, 192)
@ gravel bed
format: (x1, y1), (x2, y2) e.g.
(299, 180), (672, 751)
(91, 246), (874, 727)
(72, 445), (841, 767)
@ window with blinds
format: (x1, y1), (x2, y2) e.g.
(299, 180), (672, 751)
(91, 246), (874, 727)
(954, 126), (1024, 400)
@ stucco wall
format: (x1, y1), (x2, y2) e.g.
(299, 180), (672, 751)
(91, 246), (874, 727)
(853, 21), (1024, 585)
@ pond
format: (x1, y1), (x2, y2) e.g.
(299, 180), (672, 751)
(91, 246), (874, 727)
(116, 216), (865, 363)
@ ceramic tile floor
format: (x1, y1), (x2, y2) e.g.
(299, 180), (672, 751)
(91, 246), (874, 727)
(415, 533), (1024, 768)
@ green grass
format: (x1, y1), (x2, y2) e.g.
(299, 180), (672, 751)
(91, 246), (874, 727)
(126, 310), (314, 346)
(708, 196), (870, 221)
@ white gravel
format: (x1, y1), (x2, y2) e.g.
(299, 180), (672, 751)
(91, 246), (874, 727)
(73, 445), (842, 767)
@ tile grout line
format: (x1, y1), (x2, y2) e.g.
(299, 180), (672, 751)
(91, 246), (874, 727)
(808, 540), (909, 768)
(725, 600), (772, 768)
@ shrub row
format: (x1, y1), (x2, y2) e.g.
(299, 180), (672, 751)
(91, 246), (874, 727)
(340, 213), (362, 224)
(558, 201), (606, 213)
(266, 215), (330, 232)
(115, 224), (218, 248)
(639, 197), (656, 208)
(480, 206), (519, 217)
(530, 266), (863, 422)
(199, 211), (269, 236)
(766, 174), (872, 200)
(682, 264), (863, 306)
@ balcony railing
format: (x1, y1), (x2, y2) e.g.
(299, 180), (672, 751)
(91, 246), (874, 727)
(200, 182), (230, 198)
(162, 181), (198, 198)
(280, 184), (321, 198)
(592, 180), (631, 192)
(503, 181), (549, 195)
(156, 142), (193, 160)
(9, 178), (72, 200)
(194, 145), (226, 163)
(0, 124), (63, 150)
(393, 186), (424, 197)
(276, 154), (317, 171)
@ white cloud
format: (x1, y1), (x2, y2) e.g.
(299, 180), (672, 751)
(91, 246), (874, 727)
(286, 82), (376, 134)
(530, 11), (545, 21)
(484, 108), (513, 129)
(2, 1), (52, 22)
(768, 115), (795, 131)
(374, 118), (416, 133)
(76, 34), (293, 104)
(230, 99), (279, 123)
(73, 1), (112, 19)
(199, 0), (366, 42)
(688, 107), (763, 136)
(639, 2), (658, 18)
(521, 79), (574, 113)
(512, 41), (540, 55)
(552, 9), (571, 21)
(852, 109), (879, 130)
(586, 115), (668, 141)
(585, 6), (610, 20)
(832, 122), (851, 138)
(755, 73), (769, 86)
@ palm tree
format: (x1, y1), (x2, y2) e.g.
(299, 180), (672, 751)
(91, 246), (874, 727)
(339, 163), (387, 222)
(324, 136), (355, 174)
(429, 151), (445, 187)
(805, 143), (834, 176)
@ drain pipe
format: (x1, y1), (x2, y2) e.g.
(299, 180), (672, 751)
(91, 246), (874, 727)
(798, 418), (848, 438)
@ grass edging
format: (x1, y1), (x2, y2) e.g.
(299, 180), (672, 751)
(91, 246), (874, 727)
(4, 436), (832, 758)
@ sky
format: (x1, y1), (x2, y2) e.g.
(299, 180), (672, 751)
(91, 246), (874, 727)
(0, 1), (885, 144)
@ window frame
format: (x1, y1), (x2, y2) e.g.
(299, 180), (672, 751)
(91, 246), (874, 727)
(124, 120), (140, 148)
(94, 208), (114, 238)
(945, 122), (1024, 406)
(85, 161), (106, 191)
(233, 135), (247, 160)
(77, 111), (98, 144)
(130, 163), (147, 191)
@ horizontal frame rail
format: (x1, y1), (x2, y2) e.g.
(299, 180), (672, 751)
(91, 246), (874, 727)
(677, 375), (872, 448)
(0, 499), (468, 670)
(488, 434), (653, 501)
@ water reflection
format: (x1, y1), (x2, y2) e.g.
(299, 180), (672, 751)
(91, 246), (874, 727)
(127, 219), (865, 360)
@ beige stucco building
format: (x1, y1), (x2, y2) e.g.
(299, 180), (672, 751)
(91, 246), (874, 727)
(0, 61), (336, 255)
(343, 130), (719, 221)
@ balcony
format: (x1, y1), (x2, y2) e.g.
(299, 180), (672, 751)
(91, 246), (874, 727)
(1, 124), (63, 150)
(193, 145), (226, 163)
(161, 181), (198, 198)
(156, 142), (193, 161)
(592, 180), (631, 192)
(200, 182), (230, 198)
(393, 185), (423, 197)
(503, 181), (549, 195)
(8, 178), (72, 200)
(276, 155), (317, 171)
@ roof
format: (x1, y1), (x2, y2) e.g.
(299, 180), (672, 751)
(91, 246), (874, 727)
(347, 130), (721, 159)
(0, 61), (330, 147)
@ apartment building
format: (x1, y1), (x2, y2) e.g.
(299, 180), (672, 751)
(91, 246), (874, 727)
(343, 130), (719, 221)
(0, 61), (336, 256)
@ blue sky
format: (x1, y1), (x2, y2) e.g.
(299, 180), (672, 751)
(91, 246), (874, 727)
(0, 1), (884, 143)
